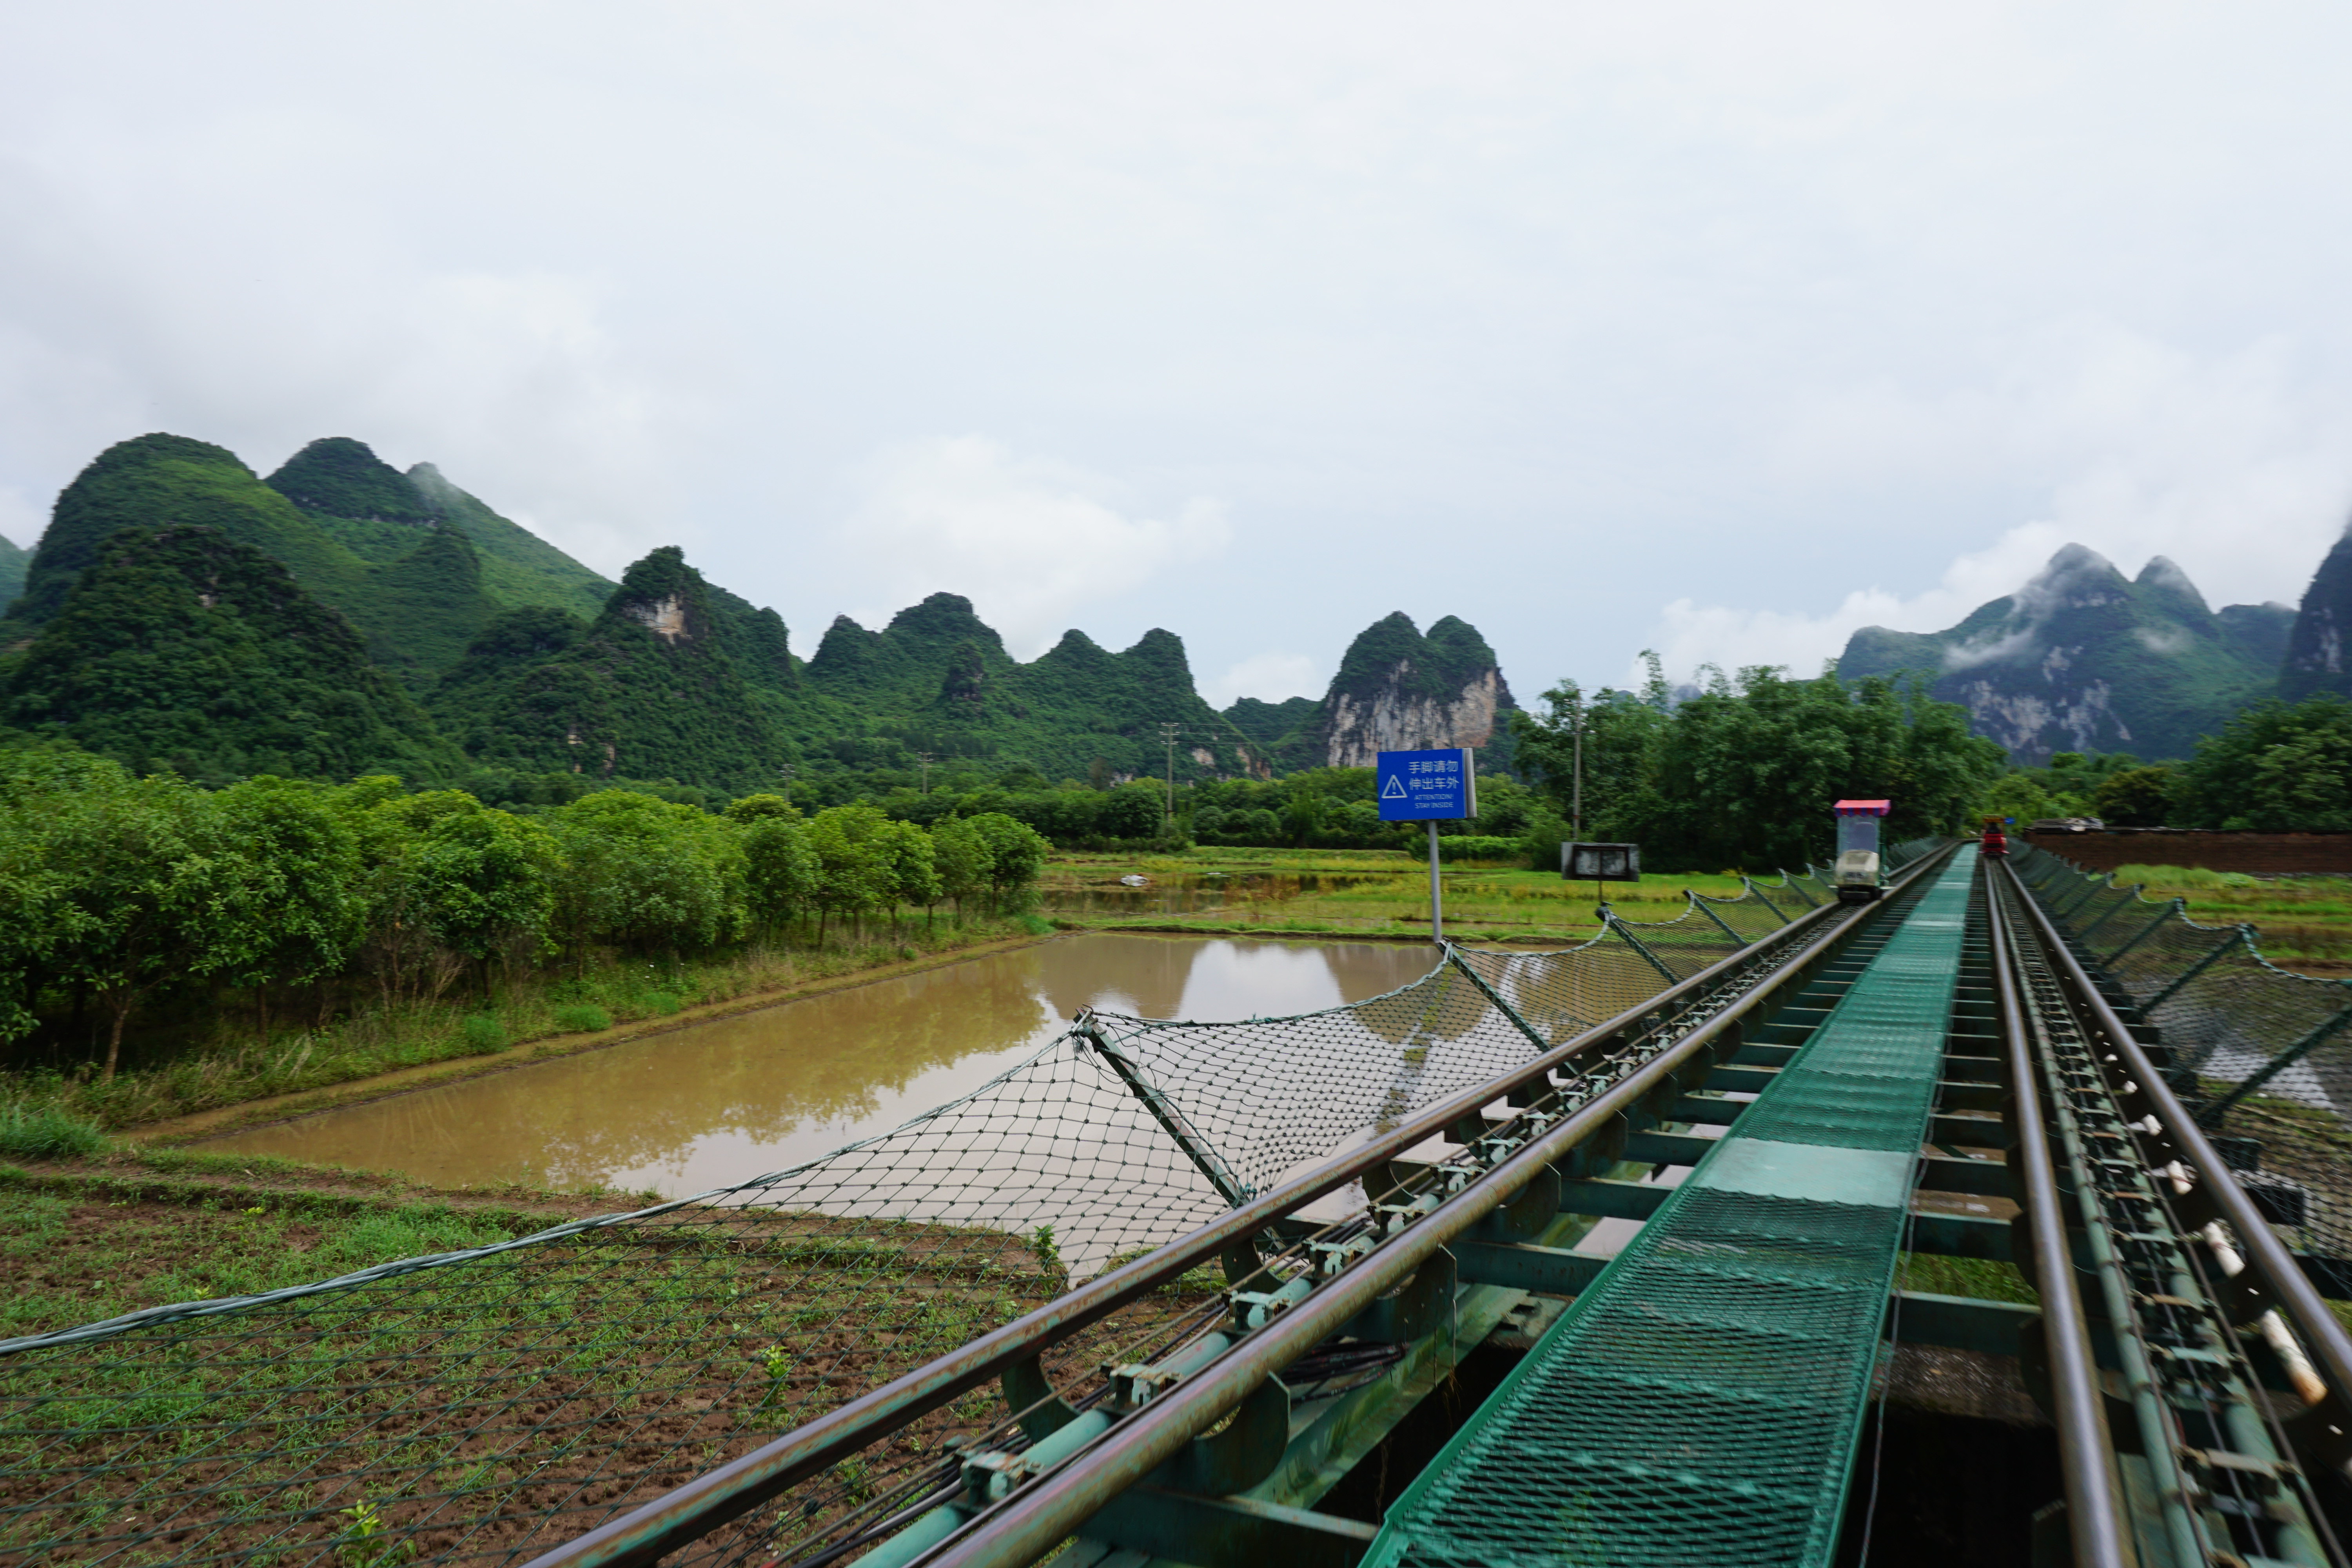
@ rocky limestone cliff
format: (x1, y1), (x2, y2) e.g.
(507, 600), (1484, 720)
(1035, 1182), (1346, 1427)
(1838, 546), (2291, 764)
(2282, 523), (2352, 703)
(1310, 613), (1517, 768)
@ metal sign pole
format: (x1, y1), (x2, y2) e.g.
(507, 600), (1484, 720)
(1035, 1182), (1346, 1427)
(1427, 822), (1443, 944)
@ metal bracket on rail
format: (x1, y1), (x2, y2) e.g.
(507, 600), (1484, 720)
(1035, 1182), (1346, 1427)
(1686, 892), (1751, 947)
(1075, 1013), (1255, 1209)
(1440, 943), (1552, 1054)
(2199, 991), (2352, 1127)
(2138, 925), (2252, 1014)
(1601, 911), (1679, 983)
(2101, 897), (2187, 968)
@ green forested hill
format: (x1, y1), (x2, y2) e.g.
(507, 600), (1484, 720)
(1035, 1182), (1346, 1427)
(2, 430), (1528, 799)
(2282, 526), (2352, 702)
(1222, 695), (1318, 761)
(1839, 547), (2292, 763)
(0, 524), (463, 783)
(0, 534), (26, 613)
(406, 461), (615, 620)
(340, 524), (504, 690)
(267, 438), (616, 624)
(802, 592), (1261, 781)
(429, 546), (799, 791)
(5, 434), (374, 631)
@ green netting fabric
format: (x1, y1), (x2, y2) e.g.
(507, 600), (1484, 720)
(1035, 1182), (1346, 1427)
(2012, 844), (2352, 1287)
(5, 880), (1831, 1568)
(1365, 849), (1977, 1568)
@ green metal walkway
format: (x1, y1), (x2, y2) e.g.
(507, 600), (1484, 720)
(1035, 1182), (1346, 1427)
(1363, 848), (1980, 1568)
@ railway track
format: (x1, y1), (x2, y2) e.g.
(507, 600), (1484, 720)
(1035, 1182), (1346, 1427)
(526, 845), (2352, 1568)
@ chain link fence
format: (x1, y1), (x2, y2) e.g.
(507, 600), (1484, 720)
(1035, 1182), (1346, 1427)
(4, 853), (1910, 1568)
(2011, 842), (2352, 1291)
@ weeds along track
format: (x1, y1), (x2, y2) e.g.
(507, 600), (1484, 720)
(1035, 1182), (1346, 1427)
(0, 861), (1856, 1568)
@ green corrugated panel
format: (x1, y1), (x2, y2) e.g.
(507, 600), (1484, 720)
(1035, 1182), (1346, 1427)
(1363, 850), (1978, 1568)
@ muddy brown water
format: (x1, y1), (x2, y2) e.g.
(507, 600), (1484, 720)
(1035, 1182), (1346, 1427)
(202, 935), (1441, 1197)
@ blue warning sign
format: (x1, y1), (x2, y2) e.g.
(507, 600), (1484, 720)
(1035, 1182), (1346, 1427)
(1376, 748), (1477, 822)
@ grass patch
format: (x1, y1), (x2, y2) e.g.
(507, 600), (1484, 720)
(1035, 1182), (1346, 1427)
(550, 1003), (613, 1033)
(1040, 847), (1771, 943)
(0, 1105), (106, 1160)
(2099, 863), (2352, 968)
(1896, 1253), (2037, 1304)
(0, 1147), (1214, 1567)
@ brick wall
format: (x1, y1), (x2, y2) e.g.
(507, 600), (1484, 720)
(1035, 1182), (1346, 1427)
(2020, 829), (2352, 875)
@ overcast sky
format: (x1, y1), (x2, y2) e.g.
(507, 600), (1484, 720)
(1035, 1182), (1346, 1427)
(5, 3), (2352, 705)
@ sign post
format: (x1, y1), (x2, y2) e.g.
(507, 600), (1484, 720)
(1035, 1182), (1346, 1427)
(1376, 747), (1477, 943)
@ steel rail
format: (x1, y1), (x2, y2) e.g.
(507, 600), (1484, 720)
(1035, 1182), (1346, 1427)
(534, 849), (1951, 1568)
(1986, 871), (2133, 1568)
(902, 851), (1958, 1568)
(524, 861), (1890, 1568)
(2004, 862), (2352, 1410)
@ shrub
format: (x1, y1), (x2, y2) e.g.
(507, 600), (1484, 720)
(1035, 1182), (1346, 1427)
(460, 1014), (508, 1054)
(644, 992), (683, 1016)
(552, 1004), (613, 1033)
(0, 1105), (107, 1159)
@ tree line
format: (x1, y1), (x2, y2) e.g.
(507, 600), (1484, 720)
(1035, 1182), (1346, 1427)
(1984, 693), (2352, 833)
(0, 744), (1049, 1081)
(1506, 658), (2005, 871)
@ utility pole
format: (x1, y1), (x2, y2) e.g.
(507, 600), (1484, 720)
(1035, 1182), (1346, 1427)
(1571, 694), (1584, 843)
(1158, 722), (1181, 833)
(916, 751), (933, 795)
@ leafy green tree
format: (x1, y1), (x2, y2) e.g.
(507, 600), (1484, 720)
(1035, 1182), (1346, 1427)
(210, 777), (363, 1037)
(1103, 781), (1164, 840)
(876, 817), (943, 932)
(1281, 791), (1327, 846)
(408, 804), (560, 980)
(1513, 657), (2000, 872)
(1980, 772), (2067, 827)
(0, 745), (126, 1043)
(730, 801), (819, 935)
(807, 804), (895, 941)
(929, 815), (993, 920)
(968, 812), (1051, 913)
(1621, 667), (2000, 870)
(2094, 766), (2175, 828)
(2172, 695), (2352, 830)
(1507, 661), (1673, 837)
(19, 771), (251, 1079)
(723, 792), (800, 824)
(547, 789), (748, 955)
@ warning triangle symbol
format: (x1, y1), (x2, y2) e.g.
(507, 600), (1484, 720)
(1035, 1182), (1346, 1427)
(1380, 775), (1407, 799)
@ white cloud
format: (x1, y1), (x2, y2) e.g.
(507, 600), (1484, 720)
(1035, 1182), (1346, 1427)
(1203, 651), (1323, 709)
(842, 437), (1230, 657)
(1651, 322), (2352, 681)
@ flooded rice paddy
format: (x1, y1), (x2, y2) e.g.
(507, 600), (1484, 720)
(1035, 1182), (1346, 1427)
(203, 935), (1440, 1197)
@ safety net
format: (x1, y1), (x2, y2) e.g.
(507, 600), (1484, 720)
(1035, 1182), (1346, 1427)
(2011, 843), (2352, 1290)
(1, 851), (1918, 1568)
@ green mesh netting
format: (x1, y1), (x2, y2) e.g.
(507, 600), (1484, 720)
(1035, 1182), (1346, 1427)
(2012, 843), (2352, 1289)
(1364, 849), (1977, 1568)
(5, 856), (1907, 1568)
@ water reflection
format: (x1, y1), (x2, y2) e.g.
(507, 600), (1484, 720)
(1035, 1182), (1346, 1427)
(205, 935), (1439, 1197)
